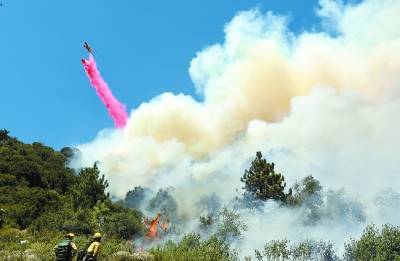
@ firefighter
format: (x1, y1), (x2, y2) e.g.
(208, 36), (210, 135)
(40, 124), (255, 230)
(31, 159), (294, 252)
(54, 233), (77, 261)
(84, 232), (102, 261)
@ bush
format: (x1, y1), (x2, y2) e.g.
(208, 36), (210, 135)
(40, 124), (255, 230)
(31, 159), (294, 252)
(1, 186), (63, 229)
(344, 224), (400, 260)
(110, 251), (155, 261)
(255, 239), (339, 261)
(104, 207), (144, 239)
(150, 233), (233, 261)
(0, 174), (18, 186)
(215, 207), (247, 243)
(30, 206), (98, 235)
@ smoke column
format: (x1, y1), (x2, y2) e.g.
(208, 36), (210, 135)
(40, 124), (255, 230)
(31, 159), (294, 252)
(82, 54), (128, 128)
(73, 0), (400, 256)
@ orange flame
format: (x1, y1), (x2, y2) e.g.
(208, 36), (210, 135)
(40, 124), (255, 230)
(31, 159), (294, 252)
(145, 213), (161, 240)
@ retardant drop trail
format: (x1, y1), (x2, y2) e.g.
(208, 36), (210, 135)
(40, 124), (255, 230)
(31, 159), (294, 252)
(82, 54), (128, 128)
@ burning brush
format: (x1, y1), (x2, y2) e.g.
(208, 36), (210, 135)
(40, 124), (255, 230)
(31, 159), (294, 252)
(143, 213), (170, 241)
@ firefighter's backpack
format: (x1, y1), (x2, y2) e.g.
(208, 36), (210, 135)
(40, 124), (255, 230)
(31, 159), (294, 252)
(55, 239), (72, 260)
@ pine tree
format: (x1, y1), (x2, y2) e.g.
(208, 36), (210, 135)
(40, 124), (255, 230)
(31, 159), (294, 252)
(72, 163), (109, 209)
(240, 151), (287, 202)
(0, 129), (10, 141)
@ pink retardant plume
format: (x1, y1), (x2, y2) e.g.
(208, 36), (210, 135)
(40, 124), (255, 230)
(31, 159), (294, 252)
(81, 54), (128, 128)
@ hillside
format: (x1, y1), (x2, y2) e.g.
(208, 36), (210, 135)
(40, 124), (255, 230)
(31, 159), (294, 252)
(0, 129), (77, 229)
(1, 129), (400, 260)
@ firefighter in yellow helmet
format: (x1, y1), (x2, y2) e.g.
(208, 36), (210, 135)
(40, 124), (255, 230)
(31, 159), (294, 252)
(84, 233), (102, 261)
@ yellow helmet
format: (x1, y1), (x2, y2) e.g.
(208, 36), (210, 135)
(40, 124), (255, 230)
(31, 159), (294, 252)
(65, 233), (75, 239)
(92, 232), (102, 239)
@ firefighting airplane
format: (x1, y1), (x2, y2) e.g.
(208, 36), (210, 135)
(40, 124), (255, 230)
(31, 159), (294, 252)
(83, 42), (93, 54)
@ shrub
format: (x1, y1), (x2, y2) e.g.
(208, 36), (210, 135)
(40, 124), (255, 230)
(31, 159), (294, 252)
(255, 239), (339, 261)
(150, 233), (233, 261)
(344, 224), (400, 261)
(215, 207), (247, 243)
(104, 207), (144, 239)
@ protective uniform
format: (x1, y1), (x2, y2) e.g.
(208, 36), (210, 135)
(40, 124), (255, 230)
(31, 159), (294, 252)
(54, 233), (77, 261)
(84, 233), (102, 261)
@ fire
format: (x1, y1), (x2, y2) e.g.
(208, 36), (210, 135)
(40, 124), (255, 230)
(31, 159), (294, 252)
(143, 214), (170, 241)
(145, 213), (161, 240)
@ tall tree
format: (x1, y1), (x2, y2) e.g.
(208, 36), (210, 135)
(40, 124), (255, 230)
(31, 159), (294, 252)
(124, 186), (149, 210)
(286, 175), (322, 207)
(240, 151), (286, 202)
(72, 163), (109, 209)
(0, 129), (9, 141)
(147, 189), (178, 222)
(286, 175), (323, 224)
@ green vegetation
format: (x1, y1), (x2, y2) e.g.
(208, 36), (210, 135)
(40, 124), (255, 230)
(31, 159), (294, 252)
(1, 130), (400, 260)
(252, 224), (400, 261)
(0, 228), (135, 260)
(285, 175), (324, 224)
(241, 152), (287, 203)
(0, 129), (76, 229)
(124, 186), (149, 210)
(147, 189), (178, 222)
(286, 175), (322, 207)
(254, 239), (339, 261)
(71, 163), (109, 210)
(150, 233), (235, 261)
(344, 224), (400, 261)
(0, 130), (144, 259)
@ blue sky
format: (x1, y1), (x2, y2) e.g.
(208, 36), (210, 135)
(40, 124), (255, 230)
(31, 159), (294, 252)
(0, 0), (323, 149)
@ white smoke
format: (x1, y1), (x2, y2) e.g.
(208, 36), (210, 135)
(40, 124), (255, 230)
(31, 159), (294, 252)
(71, 0), (400, 257)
